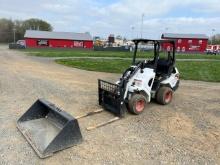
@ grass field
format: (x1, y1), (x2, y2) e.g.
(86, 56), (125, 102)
(56, 59), (220, 82)
(23, 48), (220, 60)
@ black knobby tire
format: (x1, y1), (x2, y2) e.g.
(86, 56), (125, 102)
(128, 93), (147, 115)
(156, 87), (173, 105)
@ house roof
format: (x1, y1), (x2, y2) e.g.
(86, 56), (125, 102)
(162, 33), (209, 39)
(24, 30), (92, 41)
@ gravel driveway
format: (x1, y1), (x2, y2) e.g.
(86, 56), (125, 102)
(0, 45), (220, 165)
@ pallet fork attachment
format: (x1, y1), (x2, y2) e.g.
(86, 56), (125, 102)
(75, 108), (121, 131)
(75, 109), (103, 119)
(86, 117), (120, 131)
(98, 79), (127, 118)
(75, 79), (127, 131)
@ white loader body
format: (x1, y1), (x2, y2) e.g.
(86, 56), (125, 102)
(123, 66), (179, 103)
(99, 39), (180, 117)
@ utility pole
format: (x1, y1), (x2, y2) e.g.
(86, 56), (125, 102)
(211, 29), (215, 45)
(131, 26), (135, 39)
(141, 13), (144, 38)
(13, 28), (16, 43)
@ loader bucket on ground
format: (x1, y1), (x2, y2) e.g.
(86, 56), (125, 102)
(17, 99), (83, 158)
(98, 79), (127, 117)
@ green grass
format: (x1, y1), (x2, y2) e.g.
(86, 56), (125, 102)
(25, 49), (134, 58)
(176, 62), (220, 82)
(56, 59), (131, 73)
(22, 48), (220, 60)
(56, 59), (220, 82)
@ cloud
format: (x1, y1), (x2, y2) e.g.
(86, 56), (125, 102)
(0, 0), (219, 38)
(140, 17), (220, 39)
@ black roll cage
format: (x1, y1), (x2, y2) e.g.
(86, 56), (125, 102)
(132, 39), (176, 67)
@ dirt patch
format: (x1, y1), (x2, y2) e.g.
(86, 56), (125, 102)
(161, 112), (194, 138)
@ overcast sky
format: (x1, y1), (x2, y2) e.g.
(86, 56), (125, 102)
(0, 0), (219, 39)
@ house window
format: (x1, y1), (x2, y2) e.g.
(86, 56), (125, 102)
(177, 47), (180, 52)
(37, 40), (49, 46)
(182, 47), (185, 52)
(188, 40), (192, 44)
(74, 41), (83, 47)
(199, 40), (203, 44)
(178, 39), (182, 43)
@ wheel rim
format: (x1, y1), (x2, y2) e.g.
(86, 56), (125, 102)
(135, 99), (145, 112)
(165, 91), (172, 103)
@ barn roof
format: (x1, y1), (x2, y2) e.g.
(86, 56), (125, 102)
(24, 30), (92, 41)
(162, 33), (209, 39)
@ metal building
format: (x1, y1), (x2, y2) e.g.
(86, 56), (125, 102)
(161, 33), (208, 53)
(24, 30), (93, 49)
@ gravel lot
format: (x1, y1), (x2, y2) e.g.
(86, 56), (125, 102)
(0, 45), (220, 165)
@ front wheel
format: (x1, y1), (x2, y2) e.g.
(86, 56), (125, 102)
(156, 87), (173, 105)
(128, 94), (148, 115)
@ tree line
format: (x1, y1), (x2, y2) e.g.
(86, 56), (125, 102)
(0, 18), (53, 43)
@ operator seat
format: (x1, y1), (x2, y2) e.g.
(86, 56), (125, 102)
(156, 52), (174, 76)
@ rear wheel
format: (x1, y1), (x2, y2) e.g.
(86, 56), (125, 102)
(128, 94), (147, 115)
(156, 87), (173, 105)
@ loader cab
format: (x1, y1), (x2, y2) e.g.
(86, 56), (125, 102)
(156, 41), (175, 76)
(132, 39), (176, 77)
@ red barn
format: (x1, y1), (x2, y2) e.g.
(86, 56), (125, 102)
(24, 30), (93, 49)
(161, 33), (208, 53)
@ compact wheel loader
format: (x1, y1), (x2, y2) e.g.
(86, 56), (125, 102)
(17, 39), (179, 158)
(98, 39), (180, 117)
